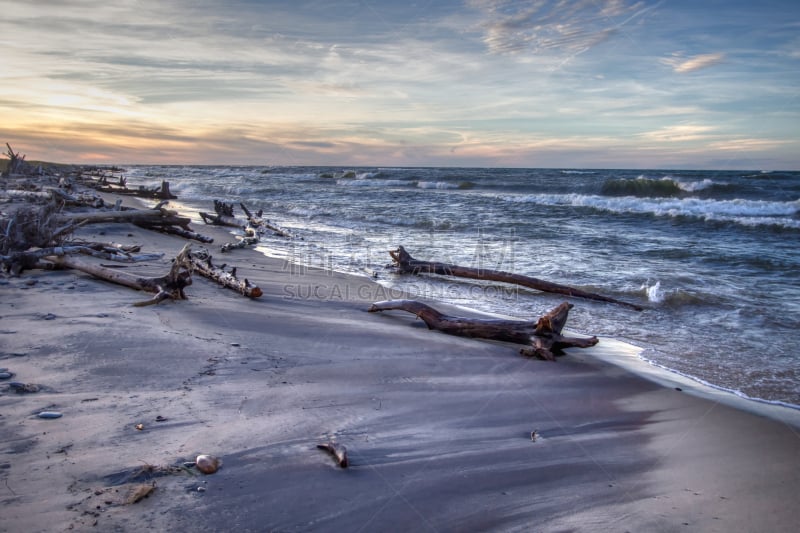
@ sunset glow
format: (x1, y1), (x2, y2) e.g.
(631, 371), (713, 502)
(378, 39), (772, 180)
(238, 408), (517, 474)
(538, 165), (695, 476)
(1, 0), (798, 168)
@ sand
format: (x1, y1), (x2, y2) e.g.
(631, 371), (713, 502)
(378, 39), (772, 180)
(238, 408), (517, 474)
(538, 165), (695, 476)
(1, 193), (799, 532)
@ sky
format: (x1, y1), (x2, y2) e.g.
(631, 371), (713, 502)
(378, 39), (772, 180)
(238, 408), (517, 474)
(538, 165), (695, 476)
(1, 0), (798, 169)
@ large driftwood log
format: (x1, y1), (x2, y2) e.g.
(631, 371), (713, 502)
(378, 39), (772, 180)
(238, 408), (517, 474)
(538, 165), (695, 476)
(2, 246), (161, 274)
(94, 179), (177, 200)
(368, 299), (598, 360)
(58, 208), (191, 228)
(199, 211), (245, 229)
(134, 221), (214, 243)
(240, 203), (292, 238)
(188, 249), (263, 298)
(200, 201), (292, 239)
(45, 244), (193, 306)
(389, 246), (643, 311)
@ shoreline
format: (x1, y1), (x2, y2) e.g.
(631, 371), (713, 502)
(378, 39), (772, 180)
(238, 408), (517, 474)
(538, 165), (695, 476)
(2, 189), (799, 531)
(167, 194), (800, 426)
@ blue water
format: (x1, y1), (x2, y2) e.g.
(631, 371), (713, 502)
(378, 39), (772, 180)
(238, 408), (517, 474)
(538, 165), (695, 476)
(125, 166), (800, 407)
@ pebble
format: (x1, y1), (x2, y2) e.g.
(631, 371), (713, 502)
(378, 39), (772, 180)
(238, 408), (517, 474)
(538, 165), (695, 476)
(41, 313), (56, 321)
(37, 411), (63, 419)
(195, 454), (221, 474)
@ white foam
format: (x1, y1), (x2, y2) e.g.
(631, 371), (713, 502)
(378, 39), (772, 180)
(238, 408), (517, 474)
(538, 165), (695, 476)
(500, 193), (800, 229)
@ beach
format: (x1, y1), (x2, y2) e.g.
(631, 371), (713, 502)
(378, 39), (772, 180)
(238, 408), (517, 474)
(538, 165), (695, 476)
(1, 191), (800, 532)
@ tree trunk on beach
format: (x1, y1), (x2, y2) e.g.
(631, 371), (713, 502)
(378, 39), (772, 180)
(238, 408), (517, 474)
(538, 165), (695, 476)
(58, 207), (191, 228)
(388, 246), (643, 311)
(188, 249), (263, 298)
(94, 179), (177, 200)
(45, 244), (194, 306)
(368, 299), (598, 360)
(199, 201), (292, 238)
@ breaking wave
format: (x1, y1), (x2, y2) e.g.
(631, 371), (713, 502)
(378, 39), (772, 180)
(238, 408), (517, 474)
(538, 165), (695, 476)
(601, 176), (716, 197)
(500, 192), (800, 229)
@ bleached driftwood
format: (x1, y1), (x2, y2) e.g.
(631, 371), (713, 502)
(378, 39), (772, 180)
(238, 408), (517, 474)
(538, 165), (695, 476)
(200, 201), (292, 239)
(188, 249), (263, 298)
(45, 244), (193, 306)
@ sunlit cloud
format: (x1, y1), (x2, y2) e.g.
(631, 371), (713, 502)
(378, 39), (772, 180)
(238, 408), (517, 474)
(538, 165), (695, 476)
(0, 1), (797, 169)
(663, 52), (726, 73)
(638, 124), (717, 142)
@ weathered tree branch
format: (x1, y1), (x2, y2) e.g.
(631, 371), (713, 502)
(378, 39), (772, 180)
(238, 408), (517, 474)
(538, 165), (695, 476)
(388, 246), (643, 311)
(44, 244), (193, 305)
(188, 249), (263, 298)
(368, 299), (598, 360)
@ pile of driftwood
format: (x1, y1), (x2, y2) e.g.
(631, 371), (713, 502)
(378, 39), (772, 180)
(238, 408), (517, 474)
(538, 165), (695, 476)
(1, 144), (261, 304)
(200, 200), (293, 253)
(366, 245), (643, 360)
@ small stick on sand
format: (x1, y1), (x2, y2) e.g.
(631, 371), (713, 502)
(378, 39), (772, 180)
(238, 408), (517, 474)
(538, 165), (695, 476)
(317, 442), (348, 468)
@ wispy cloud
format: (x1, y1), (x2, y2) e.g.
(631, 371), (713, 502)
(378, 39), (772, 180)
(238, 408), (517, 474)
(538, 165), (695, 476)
(468, 0), (649, 56)
(638, 123), (716, 142)
(663, 52), (726, 73)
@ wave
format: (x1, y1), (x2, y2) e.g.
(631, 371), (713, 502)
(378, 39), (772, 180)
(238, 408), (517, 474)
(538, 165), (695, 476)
(500, 193), (800, 230)
(417, 181), (460, 190)
(320, 170), (381, 180)
(638, 280), (712, 307)
(335, 178), (409, 188)
(334, 178), (468, 190)
(601, 176), (717, 197)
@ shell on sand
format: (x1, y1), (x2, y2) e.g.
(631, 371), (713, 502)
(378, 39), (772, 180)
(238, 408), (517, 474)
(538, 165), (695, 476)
(195, 454), (221, 474)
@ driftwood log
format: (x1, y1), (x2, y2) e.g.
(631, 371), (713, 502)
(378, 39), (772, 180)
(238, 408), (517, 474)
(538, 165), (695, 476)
(45, 244), (193, 306)
(94, 179), (177, 200)
(58, 207), (191, 227)
(134, 221), (214, 243)
(221, 228), (259, 253)
(200, 201), (292, 239)
(389, 246), (643, 311)
(368, 299), (598, 360)
(240, 203), (292, 238)
(57, 205), (214, 243)
(188, 249), (263, 298)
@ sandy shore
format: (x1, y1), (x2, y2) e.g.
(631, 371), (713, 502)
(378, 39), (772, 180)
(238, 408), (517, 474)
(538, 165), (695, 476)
(1, 193), (799, 532)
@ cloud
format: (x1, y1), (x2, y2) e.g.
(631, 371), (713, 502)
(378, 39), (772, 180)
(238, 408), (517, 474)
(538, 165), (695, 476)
(468, 0), (649, 57)
(638, 123), (716, 142)
(663, 52), (725, 73)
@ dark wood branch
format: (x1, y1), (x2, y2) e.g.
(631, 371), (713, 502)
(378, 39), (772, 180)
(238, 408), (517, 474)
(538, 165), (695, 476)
(316, 442), (348, 468)
(199, 211), (246, 229)
(58, 207), (191, 228)
(94, 179), (176, 200)
(388, 246), (643, 311)
(134, 222), (214, 243)
(368, 299), (598, 361)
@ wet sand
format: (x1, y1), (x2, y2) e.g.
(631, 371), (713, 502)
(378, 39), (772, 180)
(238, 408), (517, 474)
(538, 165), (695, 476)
(1, 195), (799, 532)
